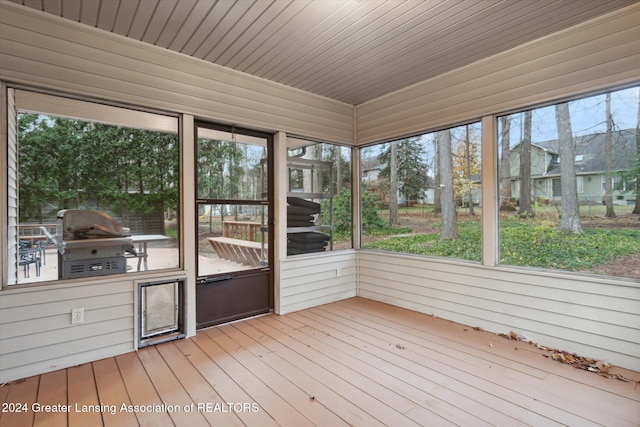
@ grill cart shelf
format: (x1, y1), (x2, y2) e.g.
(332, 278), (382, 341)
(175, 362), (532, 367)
(260, 155), (334, 256)
(284, 157), (333, 255)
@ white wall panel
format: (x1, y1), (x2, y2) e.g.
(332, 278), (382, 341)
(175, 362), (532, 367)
(279, 251), (357, 314)
(0, 2), (354, 144)
(356, 4), (640, 144)
(0, 279), (135, 383)
(358, 252), (640, 371)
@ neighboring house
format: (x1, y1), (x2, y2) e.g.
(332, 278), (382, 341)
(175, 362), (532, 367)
(361, 157), (412, 205)
(361, 156), (435, 206)
(508, 129), (638, 205)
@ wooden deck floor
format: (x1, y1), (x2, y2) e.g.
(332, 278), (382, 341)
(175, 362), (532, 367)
(1, 297), (639, 426)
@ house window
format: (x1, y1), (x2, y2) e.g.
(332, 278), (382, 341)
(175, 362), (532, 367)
(360, 122), (482, 262)
(6, 90), (180, 286)
(497, 86), (639, 279)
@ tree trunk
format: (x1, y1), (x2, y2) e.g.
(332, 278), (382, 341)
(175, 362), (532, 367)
(465, 125), (475, 215)
(604, 92), (616, 218)
(242, 143), (249, 199)
(555, 102), (583, 234)
(499, 115), (512, 209)
(633, 94), (640, 215)
(433, 137), (441, 214)
(334, 145), (342, 193)
(438, 129), (458, 239)
(388, 140), (398, 227)
(519, 111), (534, 218)
(313, 145), (321, 193)
(303, 145), (322, 194)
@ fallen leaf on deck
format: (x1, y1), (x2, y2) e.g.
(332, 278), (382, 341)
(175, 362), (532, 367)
(498, 331), (636, 384)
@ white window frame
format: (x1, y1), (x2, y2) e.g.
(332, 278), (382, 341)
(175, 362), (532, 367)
(6, 90), (180, 286)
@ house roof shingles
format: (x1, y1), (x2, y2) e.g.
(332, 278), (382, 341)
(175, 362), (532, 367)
(533, 128), (637, 176)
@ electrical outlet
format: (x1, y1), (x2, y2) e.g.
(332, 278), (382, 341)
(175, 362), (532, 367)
(71, 308), (84, 324)
(336, 267), (342, 277)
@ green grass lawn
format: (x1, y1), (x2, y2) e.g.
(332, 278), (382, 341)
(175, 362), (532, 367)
(362, 221), (482, 261)
(362, 212), (640, 275)
(499, 221), (640, 271)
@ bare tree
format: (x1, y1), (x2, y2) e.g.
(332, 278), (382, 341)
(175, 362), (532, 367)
(465, 125), (475, 216)
(499, 115), (512, 209)
(604, 92), (616, 218)
(633, 93), (640, 215)
(437, 129), (458, 239)
(519, 111), (534, 218)
(334, 145), (342, 192)
(555, 102), (583, 234)
(388, 140), (398, 227)
(433, 137), (441, 214)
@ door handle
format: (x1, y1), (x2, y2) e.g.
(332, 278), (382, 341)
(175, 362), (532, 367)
(197, 275), (233, 284)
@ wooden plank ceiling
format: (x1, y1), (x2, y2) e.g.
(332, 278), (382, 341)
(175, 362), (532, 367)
(9, 0), (638, 105)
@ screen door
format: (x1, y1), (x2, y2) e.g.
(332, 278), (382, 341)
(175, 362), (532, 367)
(195, 122), (273, 328)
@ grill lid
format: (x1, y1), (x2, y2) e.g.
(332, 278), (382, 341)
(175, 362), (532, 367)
(57, 209), (129, 240)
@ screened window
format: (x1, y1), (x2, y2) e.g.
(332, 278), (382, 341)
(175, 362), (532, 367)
(196, 125), (271, 276)
(286, 138), (352, 255)
(8, 90), (180, 285)
(360, 122), (482, 262)
(497, 86), (639, 279)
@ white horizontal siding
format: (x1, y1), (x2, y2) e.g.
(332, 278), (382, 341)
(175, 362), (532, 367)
(0, 2), (354, 144)
(0, 279), (135, 383)
(279, 251), (357, 314)
(358, 251), (640, 371)
(356, 3), (640, 144)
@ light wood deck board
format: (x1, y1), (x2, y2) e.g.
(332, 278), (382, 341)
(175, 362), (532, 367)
(263, 313), (467, 425)
(114, 351), (174, 426)
(207, 325), (348, 426)
(194, 329), (312, 426)
(154, 341), (245, 427)
(230, 319), (384, 426)
(295, 307), (524, 426)
(0, 376), (38, 426)
(328, 298), (640, 426)
(248, 314), (421, 426)
(67, 363), (102, 427)
(343, 297), (639, 394)
(299, 304), (596, 426)
(136, 346), (210, 427)
(33, 369), (66, 427)
(92, 357), (138, 427)
(175, 335), (280, 427)
(1, 297), (638, 426)
(283, 309), (539, 426)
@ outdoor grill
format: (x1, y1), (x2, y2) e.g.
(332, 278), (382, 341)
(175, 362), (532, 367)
(54, 209), (135, 279)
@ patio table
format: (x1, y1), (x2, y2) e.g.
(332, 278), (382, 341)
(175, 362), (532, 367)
(130, 235), (172, 271)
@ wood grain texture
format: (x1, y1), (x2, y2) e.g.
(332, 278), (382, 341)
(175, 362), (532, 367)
(1, 298), (637, 426)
